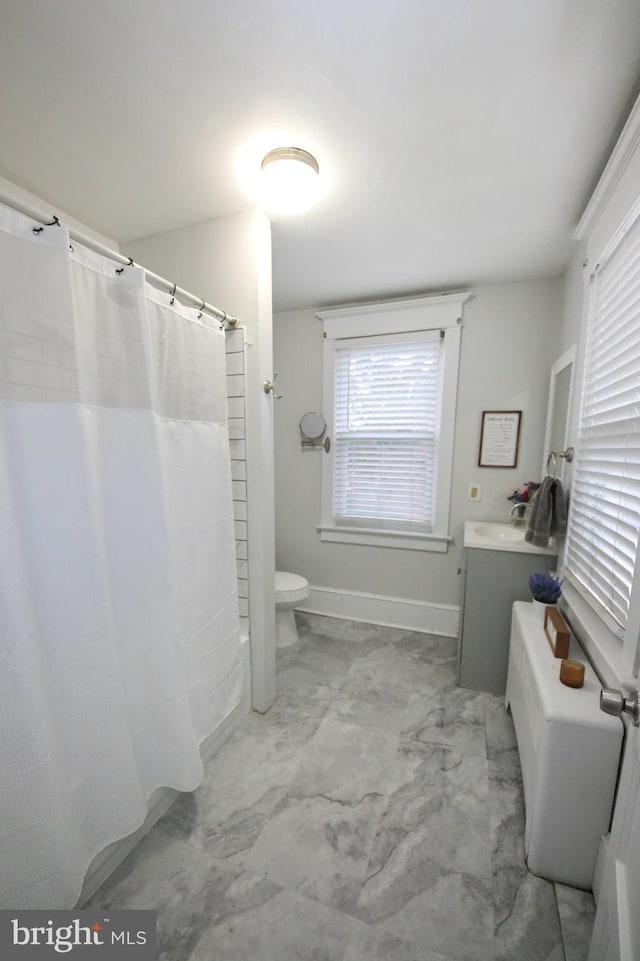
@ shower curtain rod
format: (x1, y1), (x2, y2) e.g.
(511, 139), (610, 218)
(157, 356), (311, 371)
(0, 192), (239, 328)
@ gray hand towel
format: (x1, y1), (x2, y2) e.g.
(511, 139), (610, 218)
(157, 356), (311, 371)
(525, 476), (567, 547)
(550, 477), (567, 538)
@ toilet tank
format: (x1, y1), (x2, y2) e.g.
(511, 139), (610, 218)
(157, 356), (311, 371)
(505, 601), (623, 889)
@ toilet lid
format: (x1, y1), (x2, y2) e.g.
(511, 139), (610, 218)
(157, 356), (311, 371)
(275, 571), (308, 593)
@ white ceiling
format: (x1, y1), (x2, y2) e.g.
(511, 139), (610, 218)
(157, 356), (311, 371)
(2, 1), (640, 311)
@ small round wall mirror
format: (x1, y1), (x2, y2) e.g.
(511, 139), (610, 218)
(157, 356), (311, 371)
(300, 411), (326, 440)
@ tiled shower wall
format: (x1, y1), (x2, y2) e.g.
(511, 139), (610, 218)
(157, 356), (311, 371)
(225, 327), (248, 621)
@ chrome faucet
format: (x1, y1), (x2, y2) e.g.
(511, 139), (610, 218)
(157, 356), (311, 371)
(509, 502), (532, 518)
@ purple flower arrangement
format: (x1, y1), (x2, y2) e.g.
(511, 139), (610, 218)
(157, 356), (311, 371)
(528, 571), (563, 604)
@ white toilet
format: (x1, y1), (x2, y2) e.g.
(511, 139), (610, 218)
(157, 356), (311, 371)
(275, 571), (309, 647)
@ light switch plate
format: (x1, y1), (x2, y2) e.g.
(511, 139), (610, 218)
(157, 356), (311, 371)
(467, 483), (481, 502)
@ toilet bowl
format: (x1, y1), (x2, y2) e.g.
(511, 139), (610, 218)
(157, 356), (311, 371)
(275, 571), (309, 647)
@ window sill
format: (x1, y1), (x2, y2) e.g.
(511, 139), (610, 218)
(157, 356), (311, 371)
(317, 524), (451, 553)
(559, 582), (631, 688)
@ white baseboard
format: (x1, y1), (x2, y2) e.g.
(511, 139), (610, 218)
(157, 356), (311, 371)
(298, 585), (458, 637)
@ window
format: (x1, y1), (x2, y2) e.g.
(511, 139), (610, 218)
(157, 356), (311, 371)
(317, 293), (468, 552)
(565, 206), (640, 635)
(332, 331), (440, 531)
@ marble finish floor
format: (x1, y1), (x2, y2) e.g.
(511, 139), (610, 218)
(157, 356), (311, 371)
(86, 613), (595, 961)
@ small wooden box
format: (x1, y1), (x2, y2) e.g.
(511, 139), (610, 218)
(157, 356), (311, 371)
(544, 606), (571, 659)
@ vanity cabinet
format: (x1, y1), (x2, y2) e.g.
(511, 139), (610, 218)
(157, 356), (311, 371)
(457, 523), (557, 696)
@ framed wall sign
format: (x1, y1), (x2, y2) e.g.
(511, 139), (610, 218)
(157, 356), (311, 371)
(478, 410), (521, 468)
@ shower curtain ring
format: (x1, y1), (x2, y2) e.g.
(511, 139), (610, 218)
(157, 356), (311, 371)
(170, 282), (176, 305)
(32, 215), (60, 235)
(197, 297), (205, 318)
(115, 258), (134, 276)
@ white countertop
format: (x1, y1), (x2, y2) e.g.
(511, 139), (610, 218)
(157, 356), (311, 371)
(464, 520), (557, 555)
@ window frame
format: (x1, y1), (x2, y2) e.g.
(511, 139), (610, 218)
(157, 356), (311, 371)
(560, 96), (640, 685)
(564, 217), (640, 630)
(561, 198), (640, 682)
(316, 293), (469, 553)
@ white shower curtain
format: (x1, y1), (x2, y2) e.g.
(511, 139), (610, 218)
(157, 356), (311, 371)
(0, 206), (243, 909)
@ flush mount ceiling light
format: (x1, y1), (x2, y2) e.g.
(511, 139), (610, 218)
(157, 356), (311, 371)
(260, 146), (321, 216)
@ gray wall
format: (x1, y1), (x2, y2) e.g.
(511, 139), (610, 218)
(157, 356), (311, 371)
(274, 278), (562, 607)
(558, 239), (588, 355)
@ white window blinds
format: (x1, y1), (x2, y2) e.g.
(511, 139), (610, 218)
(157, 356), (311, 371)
(332, 331), (442, 531)
(565, 210), (640, 633)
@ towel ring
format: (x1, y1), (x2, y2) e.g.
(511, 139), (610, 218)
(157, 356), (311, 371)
(546, 446), (574, 479)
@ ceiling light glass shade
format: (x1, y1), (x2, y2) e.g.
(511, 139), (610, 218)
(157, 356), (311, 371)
(260, 147), (321, 215)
